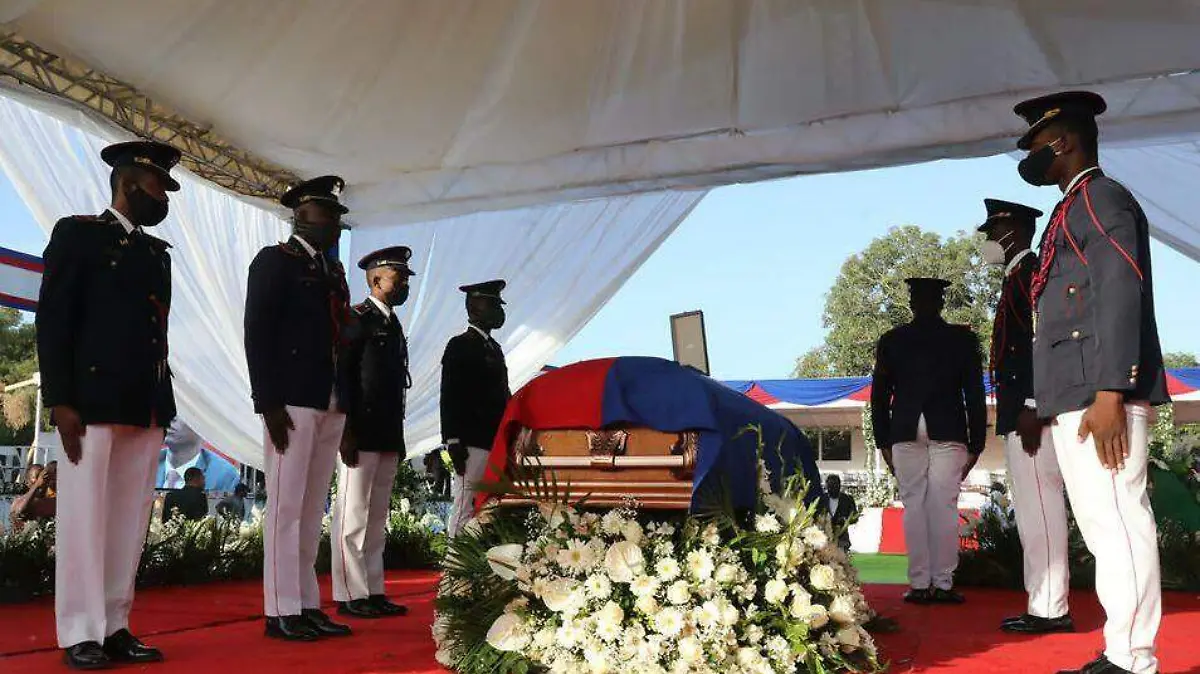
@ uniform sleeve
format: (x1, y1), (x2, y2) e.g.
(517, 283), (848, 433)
(340, 312), (367, 419)
(35, 219), (85, 409)
(1079, 181), (1146, 393)
(961, 329), (987, 454)
(243, 250), (286, 412)
(869, 335), (893, 450)
(1013, 263), (1036, 404)
(440, 338), (468, 444)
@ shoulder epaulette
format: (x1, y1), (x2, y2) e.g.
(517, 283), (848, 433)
(353, 302), (371, 315)
(277, 241), (305, 257)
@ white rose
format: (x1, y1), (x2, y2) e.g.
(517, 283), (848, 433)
(764, 578), (788, 604)
(829, 595), (857, 624)
(636, 594), (661, 616)
(836, 626), (862, 650)
(694, 600), (720, 627)
(714, 564), (739, 584)
(655, 557), (682, 582)
(667, 580), (691, 605)
(803, 526), (829, 550)
(653, 608), (685, 637)
(805, 604), (829, 629)
(541, 578), (582, 613)
(810, 564), (837, 591)
(678, 636), (703, 663)
(717, 599), (739, 627)
(485, 612), (529, 652)
(789, 588), (812, 618)
(604, 540), (645, 583)
(622, 520), (644, 545)
(485, 543), (524, 580)
(755, 514), (782, 533)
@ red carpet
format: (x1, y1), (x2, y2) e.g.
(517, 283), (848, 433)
(1, 573), (1198, 673)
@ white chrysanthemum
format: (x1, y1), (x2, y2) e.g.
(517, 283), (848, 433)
(653, 608), (685, 637)
(701, 524), (721, 546)
(829, 595), (857, 624)
(693, 600), (720, 628)
(601, 510), (626, 535)
(558, 538), (598, 574)
(678, 636), (703, 663)
(667, 580), (691, 605)
(584, 645), (611, 673)
(714, 563), (739, 584)
(635, 595), (661, 616)
(736, 647), (763, 670)
(717, 598), (739, 627)
(754, 514), (782, 533)
(630, 575), (660, 598)
(485, 612), (529, 652)
(745, 624), (765, 645)
(739, 581), (758, 602)
(557, 619), (585, 648)
(655, 557), (682, 582)
(686, 550), (715, 581)
(810, 564), (837, 591)
(586, 573), (614, 600)
(764, 578), (788, 604)
(802, 526), (829, 550)
(604, 540), (645, 583)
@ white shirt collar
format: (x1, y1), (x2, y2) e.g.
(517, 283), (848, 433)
(468, 324), (492, 341)
(1004, 249), (1033, 277)
(293, 235), (320, 258)
(1062, 166), (1101, 196)
(107, 207), (137, 235)
(367, 294), (393, 318)
(166, 451), (202, 488)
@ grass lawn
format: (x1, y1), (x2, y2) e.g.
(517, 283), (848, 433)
(851, 553), (909, 585)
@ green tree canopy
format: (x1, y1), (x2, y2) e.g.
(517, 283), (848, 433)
(0, 308), (39, 445)
(1163, 352), (1198, 369)
(794, 226), (1001, 377)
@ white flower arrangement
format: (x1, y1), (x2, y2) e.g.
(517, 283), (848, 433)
(434, 456), (882, 674)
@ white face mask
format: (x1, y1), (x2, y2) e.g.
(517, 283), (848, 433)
(980, 230), (1013, 266)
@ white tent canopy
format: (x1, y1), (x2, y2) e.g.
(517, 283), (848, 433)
(3, 1), (1200, 468)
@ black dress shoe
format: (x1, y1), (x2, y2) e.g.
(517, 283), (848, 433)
(302, 608), (352, 637)
(930, 588), (966, 604)
(369, 594), (409, 616)
(903, 587), (933, 604)
(338, 598), (383, 619)
(1001, 613), (1075, 634)
(63, 642), (110, 670)
(102, 629), (163, 663)
(265, 615), (320, 642)
(1057, 654), (1135, 674)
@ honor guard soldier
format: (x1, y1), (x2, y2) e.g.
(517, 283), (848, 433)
(37, 140), (180, 669)
(1014, 91), (1169, 674)
(979, 199), (1074, 635)
(331, 246), (415, 619)
(244, 175), (354, 642)
(870, 277), (987, 605)
(442, 279), (511, 537)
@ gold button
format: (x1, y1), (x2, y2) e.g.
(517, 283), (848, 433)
(151, 338), (158, 345)
(89, 366), (97, 373)
(291, 348), (298, 355)
(149, 293), (157, 301)
(1129, 377), (1137, 385)
(1071, 330), (1080, 339)
(1067, 286), (1076, 295)
(150, 316), (158, 324)
(109, 260), (117, 268)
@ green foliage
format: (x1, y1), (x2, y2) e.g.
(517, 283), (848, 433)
(1162, 351), (1199, 369)
(793, 226), (1001, 378)
(0, 307), (40, 445)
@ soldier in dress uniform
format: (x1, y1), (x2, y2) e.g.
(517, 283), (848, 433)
(37, 140), (181, 669)
(870, 277), (987, 605)
(979, 199), (1074, 635)
(442, 279), (511, 537)
(244, 175), (354, 642)
(330, 246), (415, 619)
(1014, 91), (1169, 674)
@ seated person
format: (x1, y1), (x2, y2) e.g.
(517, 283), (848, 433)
(10, 462), (57, 530)
(161, 467), (208, 523)
(215, 483), (249, 522)
(157, 419), (241, 493)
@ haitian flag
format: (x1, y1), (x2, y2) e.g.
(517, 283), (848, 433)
(480, 357), (822, 511)
(0, 245), (42, 312)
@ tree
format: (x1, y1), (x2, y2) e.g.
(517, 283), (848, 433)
(794, 226), (1001, 377)
(1163, 352), (1198, 369)
(0, 307), (39, 445)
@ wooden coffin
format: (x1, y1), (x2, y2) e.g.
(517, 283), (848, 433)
(497, 425), (698, 510)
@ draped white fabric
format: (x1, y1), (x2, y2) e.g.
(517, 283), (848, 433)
(0, 86), (703, 465)
(7, 0), (1200, 226)
(1102, 141), (1200, 261)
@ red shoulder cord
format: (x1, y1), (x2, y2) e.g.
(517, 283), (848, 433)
(1030, 176), (1094, 307)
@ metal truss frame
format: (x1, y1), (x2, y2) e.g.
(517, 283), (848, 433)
(0, 28), (299, 200)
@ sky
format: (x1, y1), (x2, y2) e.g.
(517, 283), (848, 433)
(3, 155), (1198, 380)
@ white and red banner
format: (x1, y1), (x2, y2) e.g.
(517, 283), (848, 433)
(0, 246), (41, 312)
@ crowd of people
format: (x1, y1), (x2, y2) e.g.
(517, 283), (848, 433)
(28, 87), (1169, 674)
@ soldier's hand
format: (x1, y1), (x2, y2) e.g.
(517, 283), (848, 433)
(1078, 391), (1128, 472)
(52, 405), (86, 464)
(340, 430), (359, 467)
(879, 447), (895, 476)
(960, 452), (981, 481)
(263, 407), (294, 454)
(1016, 409), (1044, 456)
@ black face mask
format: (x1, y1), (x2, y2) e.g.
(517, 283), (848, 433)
(391, 285), (410, 307)
(1017, 139), (1062, 187)
(293, 220), (340, 252)
(126, 185), (169, 228)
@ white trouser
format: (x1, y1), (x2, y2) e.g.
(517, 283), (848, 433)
(892, 417), (968, 591)
(448, 447), (489, 538)
(262, 405), (345, 617)
(1052, 405), (1160, 674)
(1004, 427), (1070, 618)
(56, 424), (164, 647)
(331, 451), (400, 602)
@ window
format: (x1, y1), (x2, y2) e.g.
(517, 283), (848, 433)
(800, 427), (854, 462)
